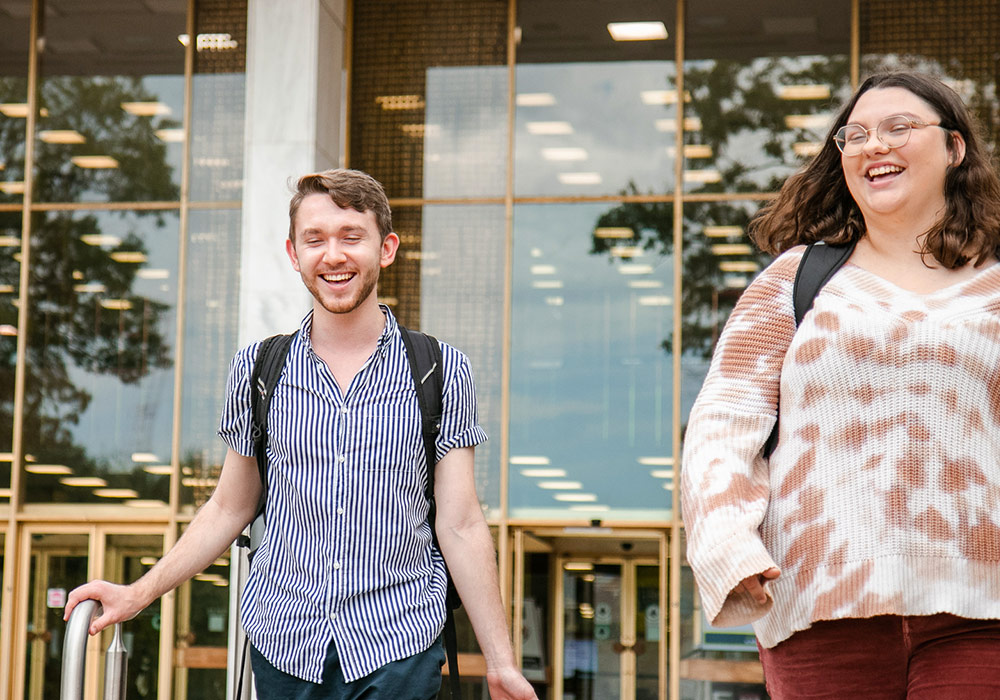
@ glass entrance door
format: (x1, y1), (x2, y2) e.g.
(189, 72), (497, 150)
(556, 557), (661, 700)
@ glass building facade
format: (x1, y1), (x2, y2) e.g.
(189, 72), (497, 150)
(1, 1), (998, 698)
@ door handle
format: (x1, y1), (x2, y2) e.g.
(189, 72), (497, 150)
(612, 640), (647, 655)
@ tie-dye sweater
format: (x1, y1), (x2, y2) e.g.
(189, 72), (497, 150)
(682, 246), (1000, 649)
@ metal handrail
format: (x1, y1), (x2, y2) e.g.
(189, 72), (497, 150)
(61, 599), (129, 700)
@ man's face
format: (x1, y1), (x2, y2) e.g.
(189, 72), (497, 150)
(286, 193), (398, 316)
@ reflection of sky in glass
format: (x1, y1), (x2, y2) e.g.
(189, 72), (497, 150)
(510, 204), (672, 520)
(419, 205), (505, 515)
(515, 62), (677, 197)
(34, 210), (177, 480)
(423, 67), (507, 199)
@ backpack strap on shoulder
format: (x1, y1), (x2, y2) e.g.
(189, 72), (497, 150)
(763, 240), (856, 457)
(398, 326), (462, 700)
(240, 332), (296, 558)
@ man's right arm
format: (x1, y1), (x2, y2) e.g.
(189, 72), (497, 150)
(64, 448), (261, 635)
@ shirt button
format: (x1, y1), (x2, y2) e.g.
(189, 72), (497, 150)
(337, 507), (345, 515)
(340, 406), (348, 414)
(337, 455), (346, 463)
(331, 612), (337, 620)
(333, 561), (341, 570)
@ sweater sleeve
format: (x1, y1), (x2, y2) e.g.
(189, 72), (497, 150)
(681, 248), (801, 628)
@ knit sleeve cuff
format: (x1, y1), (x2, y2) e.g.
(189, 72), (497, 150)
(692, 537), (778, 629)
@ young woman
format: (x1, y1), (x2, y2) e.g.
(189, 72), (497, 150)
(681, 71), (1000, 699)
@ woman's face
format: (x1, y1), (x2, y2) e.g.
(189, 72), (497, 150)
(840, 86), (965, 229)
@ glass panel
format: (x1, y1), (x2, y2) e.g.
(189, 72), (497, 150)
(33, 0), (185, 204)
(522, 551), (551, 698)
(683, 0), (851, 194)
(563, 562), (622, 700)
(349, 0), (508, 199)
(861, 0), (1000, 153)
(190, 0), (248, 202)
(0, 212), (20, 502)
(0, 1), (30, 204)
(510, 203), (673, 520)
(174, 533), (230, 700)
(104, 534), (164, 698)
(634, 564), (660, 700)
(514, 1), (676, 197)
(416, 205), (504, 514)
(23, 209), (178, 504)
(26, 533), (89, 700)
(180, 209), (241, 510)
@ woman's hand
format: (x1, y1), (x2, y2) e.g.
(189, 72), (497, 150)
(740, 567), (781, 604)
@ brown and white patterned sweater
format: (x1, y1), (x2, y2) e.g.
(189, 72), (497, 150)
(682, 245), (1000, 649)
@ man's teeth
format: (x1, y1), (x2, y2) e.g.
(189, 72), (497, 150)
(323, 273), (353, 282)
(867, 164), (903, 178)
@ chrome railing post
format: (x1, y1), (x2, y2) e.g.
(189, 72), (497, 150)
(61, 599), (100, 700)
(103, 623), (128, 700)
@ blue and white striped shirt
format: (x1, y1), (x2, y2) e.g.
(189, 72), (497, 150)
(218, 306), (487, 683)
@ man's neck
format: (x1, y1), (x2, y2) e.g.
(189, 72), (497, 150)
(310, 294), (386, 355)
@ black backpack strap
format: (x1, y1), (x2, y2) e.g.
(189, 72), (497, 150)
(398, 326), (461, 699)
(237, 332), (296, 558)
(763, 240), (856, 457)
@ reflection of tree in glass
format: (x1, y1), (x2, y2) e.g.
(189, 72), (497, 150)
(590, 188), (770, 361)
(0, 75), (179, 501)
(34, 76), (180, 203)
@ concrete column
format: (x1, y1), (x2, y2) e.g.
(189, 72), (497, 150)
(238, 0), (346, 345)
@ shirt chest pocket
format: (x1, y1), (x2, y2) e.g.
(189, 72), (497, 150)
(351, 406), (425, 472)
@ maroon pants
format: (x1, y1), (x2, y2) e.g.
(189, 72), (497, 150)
(758, 614), (1000, 699)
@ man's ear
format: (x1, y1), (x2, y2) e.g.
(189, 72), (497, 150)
(286, 237), (301, 272)
(380, 232), (400, 268)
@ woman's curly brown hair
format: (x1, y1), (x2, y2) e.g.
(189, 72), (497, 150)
(749, 71), (1000, 269)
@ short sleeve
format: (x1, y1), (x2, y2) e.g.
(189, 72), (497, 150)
(217, 342), (261, 457)
(435, 344), (488, 460)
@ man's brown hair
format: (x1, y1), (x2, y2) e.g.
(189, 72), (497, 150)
(288, 169), (393, 242)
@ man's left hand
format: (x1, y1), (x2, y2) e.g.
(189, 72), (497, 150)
(486, 666), (539, 700)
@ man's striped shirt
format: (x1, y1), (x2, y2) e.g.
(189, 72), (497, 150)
(218, 306), (487, 683)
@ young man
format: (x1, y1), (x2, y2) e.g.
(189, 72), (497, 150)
(65, 169), (537, 700)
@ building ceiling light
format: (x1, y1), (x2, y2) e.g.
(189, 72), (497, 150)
(39, 129), (85, 144)
(121, 102), (171, 117)
(683, 144), (713, 159)
(155, 128), (185, 143)
(607, 21), (668, 41)
(94, 488), (139, 498)
(0, 325), (14, 336)
(719, 261), (760, 273)
(638, 456), (674, 466)
(554, 493), (598, 502)
(375, 95), (425, 110)
(532, 280), (563, 289)
(629, 280), (662, 289)
(530, 264), (556, 275)
(542, 147), (588, 161)
(711, 243), (753, 255)
(564, 562), (594, 571)
(526, 121), (573, 135)
(510, 456), (550, 465)
(73, 283), (106, 294)
(618, 263), (654, 275)
(137, 269), (170, 279)
(520, 468), (566, 478)
(0, 182), (25, 194)
(778, 84), (831, 100)
(651, 469), (675, 479)
(400, 123), (440, 137)
(0, 285), (12, 293)
(785, 114), (831, 130)
(538, 481), (582, 489)
(131, 452), (160, 462)
(60, 477), (108, 487)
(557, 172), (601, 185)
(0, 103), (28, 118)
(110, 251), (148, 263)
(724, 275), (749, 288)
(684, 169), (722, 184)
(516, 93), (556, 107)
(71, 155), (119, 169)
(143, 465), (173, 475)
(81, 234), (121, 246)
(610, 246), (641, 258)
(545, 296), (564, 306)
(196, 33), (239, 51)
(25, 464), (72, 474)
(655, 117), (703, 132)
(704, 225), (743, 238)
(594, 227), (633, 239)
(638, 295), (673, 306)
(794, 141), (823, 157)
(100, 299), (132, 310)
(641, 89), (690, 105)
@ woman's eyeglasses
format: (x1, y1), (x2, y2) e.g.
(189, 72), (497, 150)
(833, 115), (948, 156)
